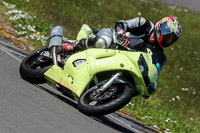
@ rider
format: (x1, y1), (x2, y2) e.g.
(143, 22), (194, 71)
(60, 16), (182, 93)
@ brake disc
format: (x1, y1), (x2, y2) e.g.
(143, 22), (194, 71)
(90, 86), (118, 101)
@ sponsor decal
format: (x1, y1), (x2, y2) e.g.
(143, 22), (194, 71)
(59, 77), (79, 92)
(90, 57), (114, 71)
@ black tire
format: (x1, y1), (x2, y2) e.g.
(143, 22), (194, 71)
(78, 84), (134, 116)
(19, 46), (52, 84)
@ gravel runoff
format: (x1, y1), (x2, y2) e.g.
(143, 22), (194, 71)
(150, 0), (200, 13)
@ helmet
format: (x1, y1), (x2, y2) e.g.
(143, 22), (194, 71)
(154, 16), (182, 48)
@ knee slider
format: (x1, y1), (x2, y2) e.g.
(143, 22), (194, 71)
(94, 37), (107, 48)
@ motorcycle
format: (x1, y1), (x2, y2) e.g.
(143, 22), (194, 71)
(19, 24), (158, 116)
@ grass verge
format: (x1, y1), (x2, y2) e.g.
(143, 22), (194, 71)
(0, 0), (199, 132)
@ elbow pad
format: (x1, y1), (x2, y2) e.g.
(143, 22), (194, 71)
(126, 17), (154, 36)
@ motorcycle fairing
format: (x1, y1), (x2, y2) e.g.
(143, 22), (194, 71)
(44, 48), (158, 100)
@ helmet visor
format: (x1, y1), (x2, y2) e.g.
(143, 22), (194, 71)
(160, 22), (178, 47)
(162, 33), (178, 47)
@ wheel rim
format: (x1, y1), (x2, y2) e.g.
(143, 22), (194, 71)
(83, 85), (124, 106)
(26, 51), (52, 69)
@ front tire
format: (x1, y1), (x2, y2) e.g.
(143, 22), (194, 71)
(19, 46), (52, 84)
(78, 84), (134, 116)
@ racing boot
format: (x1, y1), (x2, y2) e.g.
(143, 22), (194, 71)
(60, 38), (86, 56)
(60, 34), (98, 56)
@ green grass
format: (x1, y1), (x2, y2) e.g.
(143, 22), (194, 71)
(0, 0), (200, 132)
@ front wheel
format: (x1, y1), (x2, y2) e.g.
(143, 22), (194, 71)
(78, 84), (134, 116)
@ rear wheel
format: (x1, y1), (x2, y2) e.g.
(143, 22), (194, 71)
(78, 83), (134, 116)
(19, 46), (52, 84)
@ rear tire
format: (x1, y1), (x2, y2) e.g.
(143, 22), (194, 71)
(19, 46), (52, 84)
(78, 84), (134, 116)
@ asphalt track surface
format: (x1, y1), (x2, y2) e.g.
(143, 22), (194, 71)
(0, 43), (132, 133)
(0, 41), (159, 133)
(151, 0), (200, 12)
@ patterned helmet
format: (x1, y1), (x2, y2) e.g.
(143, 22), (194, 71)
(154, 16), (182, 48)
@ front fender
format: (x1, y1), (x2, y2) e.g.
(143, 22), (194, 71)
(112, 76), (135, 92)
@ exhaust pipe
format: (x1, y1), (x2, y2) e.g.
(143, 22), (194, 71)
(49, 26), (64, 65)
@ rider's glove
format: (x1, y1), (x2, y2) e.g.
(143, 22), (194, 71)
(116, 28), (130, 47)
(147, 83), (156, 94)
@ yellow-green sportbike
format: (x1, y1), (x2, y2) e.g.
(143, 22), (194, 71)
(19, 25), (158, 116)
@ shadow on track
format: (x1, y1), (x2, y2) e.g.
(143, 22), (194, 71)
(35, 84), (135, 133)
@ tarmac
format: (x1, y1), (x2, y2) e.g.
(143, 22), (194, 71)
(151, 0), (200, 13)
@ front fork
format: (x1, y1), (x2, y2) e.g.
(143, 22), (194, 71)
(98, 72), (134, 93)
(98, 72), (122, 93)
